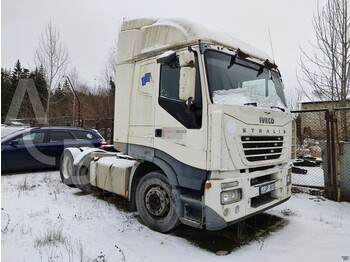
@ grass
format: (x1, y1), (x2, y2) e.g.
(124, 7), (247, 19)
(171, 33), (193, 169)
(90, 191), (287, 255)
(17, 178), (36, 191)
(34, 227), (66, 247)
(169, 213), (287, 255)
(280, 208), (298, 217)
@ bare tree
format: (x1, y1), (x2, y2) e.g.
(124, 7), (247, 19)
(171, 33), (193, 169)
(99, 37), (118, 94)
(34, 21), (70, 124)
(286, 87), (304, 113)
(299, 0), (349, 139)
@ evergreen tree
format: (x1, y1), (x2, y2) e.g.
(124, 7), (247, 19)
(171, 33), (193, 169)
(109, 77), (115, 95)
(1, 61), (49, 122)
(29, 65), (48, 109)
(11, 59), (22, 88)
(1, 68), (13, 121)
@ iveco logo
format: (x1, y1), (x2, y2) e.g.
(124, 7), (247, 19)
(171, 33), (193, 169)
(259, 117), (275, 124)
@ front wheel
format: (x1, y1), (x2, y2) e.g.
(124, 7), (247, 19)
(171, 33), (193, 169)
(135, 171), (180, 233)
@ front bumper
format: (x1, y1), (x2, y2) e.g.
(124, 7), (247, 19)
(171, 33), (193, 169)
(204, 165), (292, 230)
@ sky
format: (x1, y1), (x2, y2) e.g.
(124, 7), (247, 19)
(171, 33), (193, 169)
(1, 0), (327, 96)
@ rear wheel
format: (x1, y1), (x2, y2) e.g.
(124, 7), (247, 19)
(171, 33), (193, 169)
(135, 171), (180, 232)
(71, 148), (104, 193)
(60, 148), (81, 187)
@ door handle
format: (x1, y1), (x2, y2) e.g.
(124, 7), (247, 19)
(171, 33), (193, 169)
(155, 129), (162, 137)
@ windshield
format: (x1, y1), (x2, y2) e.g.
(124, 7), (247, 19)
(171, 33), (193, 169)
(1, 127), (32, 141)
(205, 50), (287, 108)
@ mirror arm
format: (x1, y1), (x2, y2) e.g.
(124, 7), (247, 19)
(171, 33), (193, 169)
(186, 97), (193, 112)
(10, 141), (18, 147)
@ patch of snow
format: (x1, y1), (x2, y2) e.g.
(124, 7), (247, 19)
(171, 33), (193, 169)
(2, 171), (349, 262)
(141, 44), (171, 54)
(1, 126), (30, 138)
(149, 19), (190, 38)
(213, 88), (286, 110)
(157, 50), (175, 59)
(159, 18), (273, 62)
(72, 148), (103, 166)
(96, 156), (136, 169)
(140, 18), (273, 62)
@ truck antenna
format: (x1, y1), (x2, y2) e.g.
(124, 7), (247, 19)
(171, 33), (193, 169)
(268, 28), (275, 62)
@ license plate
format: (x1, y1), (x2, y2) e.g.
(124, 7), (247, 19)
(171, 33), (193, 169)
(259, 183), (276, 195)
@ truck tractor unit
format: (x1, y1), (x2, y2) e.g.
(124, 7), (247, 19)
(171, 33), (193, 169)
(61, 18), (296, 232)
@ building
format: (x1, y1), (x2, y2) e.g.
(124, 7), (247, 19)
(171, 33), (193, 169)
(300, 100), (350, 141)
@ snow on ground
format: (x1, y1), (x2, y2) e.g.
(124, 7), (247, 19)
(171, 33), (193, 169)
(2, 171), (350, 262)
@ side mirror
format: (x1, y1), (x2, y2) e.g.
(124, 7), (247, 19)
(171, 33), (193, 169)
(10, 140), (19, 147)
(179, 67), (196, 101)
(179, 51), (196, 102)
(156, 50), (176, 64)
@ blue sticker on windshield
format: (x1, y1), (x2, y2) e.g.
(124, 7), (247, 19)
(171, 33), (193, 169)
(141, 73), (151, 86)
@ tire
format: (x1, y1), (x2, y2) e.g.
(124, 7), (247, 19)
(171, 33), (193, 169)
(60, 148), (81, 187)
(135, 171), (180, 232)
(71, 148), (104, 193)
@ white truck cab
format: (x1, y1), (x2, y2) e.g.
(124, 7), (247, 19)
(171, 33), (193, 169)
(62, 18), (295, 232)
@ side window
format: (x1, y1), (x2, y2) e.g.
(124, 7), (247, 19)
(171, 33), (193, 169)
(49, 131), (75, 142)
(71, 131), (96, 140)
(15, 132), (45, 145)
(158, 53), (202, 129)
(160, 62), (180, 100)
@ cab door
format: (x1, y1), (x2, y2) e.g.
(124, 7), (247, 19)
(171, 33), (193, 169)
(154, 48), (207, 170)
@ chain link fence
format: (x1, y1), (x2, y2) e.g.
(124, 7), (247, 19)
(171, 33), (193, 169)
(292, 109), (324, 189)
(81, 118), (114, 144)
(333, 109), (350, 201)
(292, 107), (350, 202)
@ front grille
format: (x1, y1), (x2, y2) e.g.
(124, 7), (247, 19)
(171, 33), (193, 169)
(241, 136), (284, 162)
(251, 193), (276, 208)
(249, 165), (275, 173)
(250, 174), (272, 187)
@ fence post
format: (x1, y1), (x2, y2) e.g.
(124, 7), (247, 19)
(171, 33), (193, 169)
(325, 110), (333, 199)
(334, 112), (341, 202)
(111, 121), (114, 145)
(329, 112), (338, 201)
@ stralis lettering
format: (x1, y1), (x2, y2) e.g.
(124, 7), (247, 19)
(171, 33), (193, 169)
(259, 117), (275, 124)
(243, 128), (286, 134)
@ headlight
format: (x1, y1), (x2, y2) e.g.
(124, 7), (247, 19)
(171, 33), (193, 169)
(220, 189), (242, 205)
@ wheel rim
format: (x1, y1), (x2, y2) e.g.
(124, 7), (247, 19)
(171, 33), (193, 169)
(62, 157), (72, 179)
(145, 186), (170, 217)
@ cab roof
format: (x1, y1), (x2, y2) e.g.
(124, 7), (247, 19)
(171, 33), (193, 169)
(118, 18), (273, 64)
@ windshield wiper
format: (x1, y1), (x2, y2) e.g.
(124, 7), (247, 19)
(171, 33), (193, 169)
(227, 55), (236, 69)
(257, 66), (264, 77)
(271, 106), (285, 112)
(264, 59), (278, 70)
(244, 102), (257, 107)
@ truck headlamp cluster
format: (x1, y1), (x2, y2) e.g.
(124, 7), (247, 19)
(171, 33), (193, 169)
(221, 189), (242, 205)
(221, 181), (239, 189)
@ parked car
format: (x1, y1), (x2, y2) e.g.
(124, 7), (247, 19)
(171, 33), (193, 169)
(1, 126), (106, 172)
(1, 124), (29, 138)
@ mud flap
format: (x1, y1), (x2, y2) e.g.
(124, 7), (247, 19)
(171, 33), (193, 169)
(205, 206), (227, 231)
